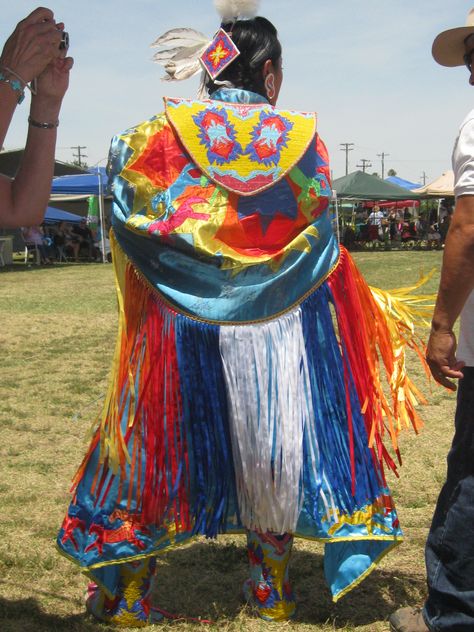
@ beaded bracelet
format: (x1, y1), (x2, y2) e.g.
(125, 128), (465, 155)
(28, 116), (59, 129)
(0, 71), (25, 104)
(2, 65), (36, 94)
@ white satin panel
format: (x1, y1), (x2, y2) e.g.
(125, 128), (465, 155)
(219, 308), (326, 533)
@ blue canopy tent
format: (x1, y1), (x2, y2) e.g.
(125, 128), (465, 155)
(44, 206), (82, 224)
(385, 175), (422, 190)
(89, 166), (108, 178)
(50, 171), (109, 196)
(50, 169), (109, 262)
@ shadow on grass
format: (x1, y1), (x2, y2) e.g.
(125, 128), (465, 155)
(154, 541), (427, 628)
(0, 596), (108, 632)
(0, 542), (426, 630)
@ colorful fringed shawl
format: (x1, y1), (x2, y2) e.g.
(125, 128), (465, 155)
(57, 89), (431, 602)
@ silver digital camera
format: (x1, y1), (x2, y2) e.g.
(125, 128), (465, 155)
(59, 31), (69, 50)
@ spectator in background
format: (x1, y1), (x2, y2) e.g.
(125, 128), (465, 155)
(426, 221), (441, 250)
(401, 218), (418, 243)
(416, 213), (429, 240)
(0, 7), (73, 228)
(439, 213), (451, 244)
(368, 204), (384, 240)
(21, 224), (51, 264)
(53, 220), (78, 260)
(368, 204), (384, 227)
(355, 203), (368, 223)
(438, 199), (453, 223)
(71, 218), (95, 261)
(388, 209), (401, 242)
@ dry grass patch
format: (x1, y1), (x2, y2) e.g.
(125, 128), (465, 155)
(0, 252), (457, 631)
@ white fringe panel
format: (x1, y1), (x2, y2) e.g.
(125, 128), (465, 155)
(219, 308), (319, 534)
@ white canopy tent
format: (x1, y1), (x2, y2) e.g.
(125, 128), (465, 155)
(412, 171), (454, 223)
(412, 171), (454, 197)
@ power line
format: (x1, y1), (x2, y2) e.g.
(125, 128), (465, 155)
(71, 145), (87, 167)
(339, 143), (354, 175)
(356, 158), (372, 173)
(377, 152), (390, 179)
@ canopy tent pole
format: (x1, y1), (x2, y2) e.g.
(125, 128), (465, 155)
(332, 189), (340, 242)
(97, 168), (107, 263)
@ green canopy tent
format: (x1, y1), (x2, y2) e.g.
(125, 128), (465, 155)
(333, 170), (423, 201)
(331, 171), (423, 246)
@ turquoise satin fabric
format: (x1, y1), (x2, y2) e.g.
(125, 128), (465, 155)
(211, 87), (269, 104)
(109, 88), (339, 323)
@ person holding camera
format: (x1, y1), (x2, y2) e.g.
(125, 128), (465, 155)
(0, 6), (73, 228)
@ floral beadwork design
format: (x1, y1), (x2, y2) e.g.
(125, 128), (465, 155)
(193, 107), (243, 165)
(245, 112), (294, 166)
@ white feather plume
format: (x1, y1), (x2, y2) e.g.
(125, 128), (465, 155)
(214, 0), (260, 21)
(149, 1), (261, 86)
(151, 28), (210, 83)
(151, 28), (209, 48)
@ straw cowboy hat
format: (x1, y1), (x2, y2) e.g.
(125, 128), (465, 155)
(432, 7), (474, 66)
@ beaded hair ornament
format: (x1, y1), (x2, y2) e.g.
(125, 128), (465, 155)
(151, 0), (260, 92)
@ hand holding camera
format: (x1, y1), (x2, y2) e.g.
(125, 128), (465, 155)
(0, 6), (73, 105)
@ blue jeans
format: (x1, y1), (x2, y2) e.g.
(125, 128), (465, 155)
(424, 367), (474, 631)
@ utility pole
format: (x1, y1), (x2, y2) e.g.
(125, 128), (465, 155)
(356, 158), (372, 173)
(377, 152), (390, 179)
(420, 171), (427, 186)
(71, 145), (87, 168)
(340, 143), (354, 175)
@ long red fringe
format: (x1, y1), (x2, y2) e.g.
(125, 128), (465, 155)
(72, 262), (191, 533)
(328, 247), (425, 483)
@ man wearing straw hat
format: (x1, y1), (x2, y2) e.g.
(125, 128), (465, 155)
(389, 9), (474, 632)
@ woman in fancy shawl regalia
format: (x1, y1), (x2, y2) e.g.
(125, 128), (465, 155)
(57, 0), (432, 625)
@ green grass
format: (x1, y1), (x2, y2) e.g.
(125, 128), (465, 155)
(0, 252), (456, 631)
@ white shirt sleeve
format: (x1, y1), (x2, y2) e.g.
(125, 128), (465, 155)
(453, 111), (474, 198)
(452, 110), (474, 366)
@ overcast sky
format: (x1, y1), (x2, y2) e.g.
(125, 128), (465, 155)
(2, 1), (473, 184)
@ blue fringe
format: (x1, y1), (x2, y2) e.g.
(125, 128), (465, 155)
(300, 283), (382, 518)
(175, 314), (240, 537)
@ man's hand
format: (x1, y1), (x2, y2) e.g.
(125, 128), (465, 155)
(426, 328), (465, 390)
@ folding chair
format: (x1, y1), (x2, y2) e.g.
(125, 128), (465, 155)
(20, 229), (41, 265)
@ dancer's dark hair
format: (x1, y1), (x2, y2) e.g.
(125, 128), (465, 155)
(206, 16), (281, 97)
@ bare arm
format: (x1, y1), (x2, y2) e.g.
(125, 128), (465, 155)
(0, 7), (73, 228)
(426, 195), (474, 389)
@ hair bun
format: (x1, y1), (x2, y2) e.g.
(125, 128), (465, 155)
(214, 0), (260, 21)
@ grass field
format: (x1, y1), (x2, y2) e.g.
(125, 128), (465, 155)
(0, 251), (456, 632)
